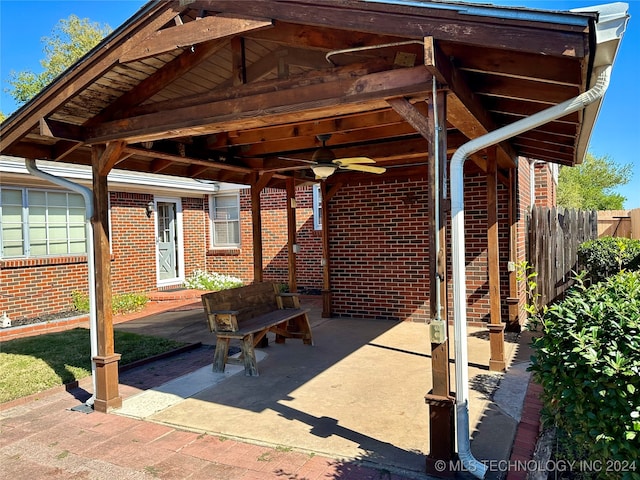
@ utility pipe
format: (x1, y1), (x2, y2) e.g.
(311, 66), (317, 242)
(25, 159), (98, 407)
(432, 76), (442, 322)
(450, 65), (611, 479)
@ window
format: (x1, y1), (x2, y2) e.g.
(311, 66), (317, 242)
(0, 188), (87, 258)
(312, 184), (322, 230)
(210, 193), (240, 247)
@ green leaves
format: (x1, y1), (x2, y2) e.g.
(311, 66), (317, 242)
(6, 15), (112, 107)
(578, 236), (640, 284)
(530, 270), (640, 468)
(557, 153), (632, 210)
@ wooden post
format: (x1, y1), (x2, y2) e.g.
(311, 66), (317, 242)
(251, 173), (265, 283)
(286, 178), (297, 293)
(91, 144), (122, 412)
(424, 89), (455, 476)
(320, 182), (340, 318)
(487, 147), (506, 372)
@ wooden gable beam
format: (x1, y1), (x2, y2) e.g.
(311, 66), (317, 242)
(424, 37), (516, 169)
(216, 46), (329, 89)
(120, 15), (273, 62)
(116, 57), (394, 118)
(124, 146), (254, 174)
(86, 66), (434, 144)
(230, 36), (247, 86)
(201, 0), (588, 57)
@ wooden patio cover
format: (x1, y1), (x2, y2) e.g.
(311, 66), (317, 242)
(0, 0), (602, 469)
(1, 0), (597, 181)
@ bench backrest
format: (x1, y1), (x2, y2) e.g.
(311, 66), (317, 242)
(201, 282), (281, 333)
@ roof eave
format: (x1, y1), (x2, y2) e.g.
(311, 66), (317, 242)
(573, 2), (629, 164)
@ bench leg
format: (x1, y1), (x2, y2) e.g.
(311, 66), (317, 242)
(241, 334), (259, 376)
(275, 320), (287, 344)
(213, 337), (230, 373)
(296, 314), (314, 345)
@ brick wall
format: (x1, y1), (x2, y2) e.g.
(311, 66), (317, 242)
(329, 178), (431, 322)
(0, 256), (88, 320)
(110, 192), (157, 293)
(517, 158), (532, 326)
(462, 173), (511, 324)
(533, 162), (556, 208)
(2, 166), (543, 324)
(326, 173), (511, 324)
(206, 186), (324, 293)
(182, 196), (208, 276)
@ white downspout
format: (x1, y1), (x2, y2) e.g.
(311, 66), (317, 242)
(450, 65), (611, 479)
(25, 159), (98, 407)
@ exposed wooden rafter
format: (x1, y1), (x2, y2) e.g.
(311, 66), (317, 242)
(120, 15), (273, 62)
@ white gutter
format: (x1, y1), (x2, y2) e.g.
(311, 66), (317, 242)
(25, 159), (98, 408)
(450, 65), (611, 478)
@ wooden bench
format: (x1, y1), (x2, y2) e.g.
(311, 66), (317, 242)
(201, 282), (313, 376)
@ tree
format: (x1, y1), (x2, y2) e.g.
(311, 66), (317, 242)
(5, 15), (111, 107)
(557, 153), (632, 210)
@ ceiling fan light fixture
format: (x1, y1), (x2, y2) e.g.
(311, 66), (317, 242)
(311, 163), (337, 179)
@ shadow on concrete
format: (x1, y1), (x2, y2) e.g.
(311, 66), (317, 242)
(112, 298), (526, 478)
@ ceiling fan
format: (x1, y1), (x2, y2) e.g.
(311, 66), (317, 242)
(278, 134), (386, 179)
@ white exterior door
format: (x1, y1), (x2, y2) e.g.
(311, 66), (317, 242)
(155, 198), (184, 285)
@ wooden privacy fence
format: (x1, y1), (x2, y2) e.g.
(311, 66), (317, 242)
(528, 206), (598, 308)
(597, 208), (640, 239)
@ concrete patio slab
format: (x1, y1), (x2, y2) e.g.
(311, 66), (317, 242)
(117, 351), (267, 419)
(112, 308), (525, 478)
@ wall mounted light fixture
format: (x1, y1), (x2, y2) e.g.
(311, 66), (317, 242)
(146, 201), (155, 218)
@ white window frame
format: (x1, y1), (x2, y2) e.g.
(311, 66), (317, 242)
(312, 184), (322, 230)
(0, 187), (87, 258)
(209, 192), (241, 248)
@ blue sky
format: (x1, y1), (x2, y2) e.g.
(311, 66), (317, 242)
(1, 0), (638, 207)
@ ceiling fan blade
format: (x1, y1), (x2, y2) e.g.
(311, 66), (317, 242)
(278, 156), (317, 164)
(260, 165), (311, 173)
(334, 157), (375, 165)
(344, 164), (386, 174)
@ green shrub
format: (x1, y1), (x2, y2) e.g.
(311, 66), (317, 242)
(529, 271), (640, 478)
(183, 269), (244, 291)
(72, 290), (90, 312)
(112, 293), (148, 314)
(72, 291), (148, 315)
(578, 236), (640, 284)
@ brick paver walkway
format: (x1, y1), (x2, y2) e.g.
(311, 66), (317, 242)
(1, 341), (418, 480)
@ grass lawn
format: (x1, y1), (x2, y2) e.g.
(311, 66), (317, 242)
(0, 328), (186, 403)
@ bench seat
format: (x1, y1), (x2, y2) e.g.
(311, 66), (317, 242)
(202, 282), (314, 376)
